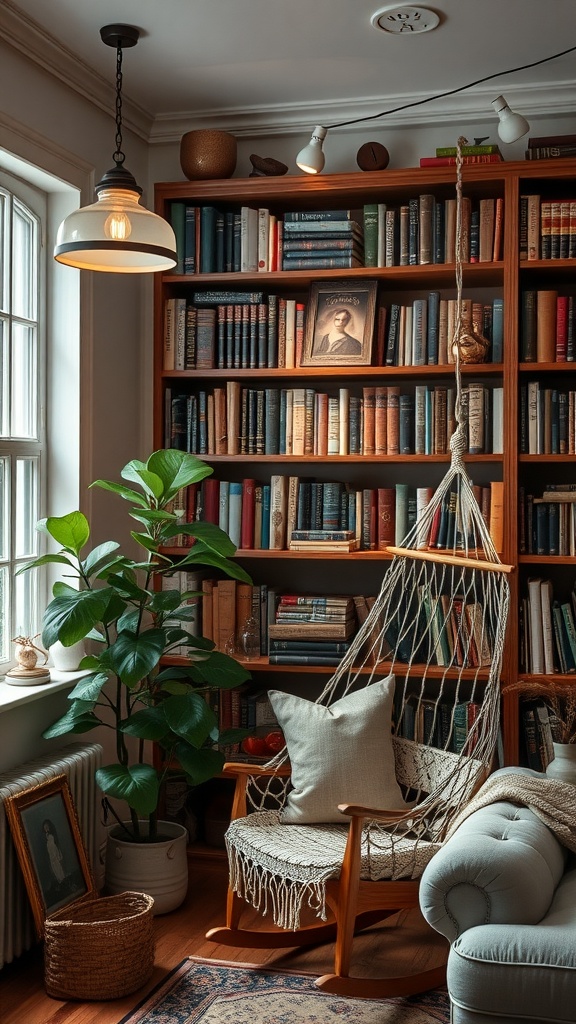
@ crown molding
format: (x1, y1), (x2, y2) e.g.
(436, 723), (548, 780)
(0, 0), (153, 141)
(1, 2), (572, 147)
(149, 80), (576, 143)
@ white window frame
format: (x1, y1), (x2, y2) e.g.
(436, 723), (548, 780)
(0, 171), (46, 669)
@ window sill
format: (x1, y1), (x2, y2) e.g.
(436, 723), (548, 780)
(0, 670), (89, 713)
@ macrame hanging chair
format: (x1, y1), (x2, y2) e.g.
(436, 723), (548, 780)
(207, 139), (513, 998)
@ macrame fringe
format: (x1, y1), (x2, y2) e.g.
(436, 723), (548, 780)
(227, 841), (331, 930)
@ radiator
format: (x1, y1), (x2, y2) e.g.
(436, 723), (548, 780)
(0, 741), (103, 968)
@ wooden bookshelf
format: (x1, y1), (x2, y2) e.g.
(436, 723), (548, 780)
(154, 159), (576, 776)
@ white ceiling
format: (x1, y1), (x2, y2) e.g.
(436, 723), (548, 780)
(3, 0), (576, 141)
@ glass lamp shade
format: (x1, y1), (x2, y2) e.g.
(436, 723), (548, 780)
(54, 186), (178, 273)
(296, 126), (327, 174)
(492, 95), (530, 144)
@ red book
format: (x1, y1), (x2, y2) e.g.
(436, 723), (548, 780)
(427, 502), (443, 548)
(203, 478), (219, 525)
(556, 295), (569, 361)
(377, 488), (395, 549)
(240, 478), (256, 549)
(419, 154), (503, 167)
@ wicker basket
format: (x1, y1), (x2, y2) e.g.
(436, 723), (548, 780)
(44, 891), (155, 1001)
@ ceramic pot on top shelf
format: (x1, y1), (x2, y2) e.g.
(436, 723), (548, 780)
(180, 130), (237, 180)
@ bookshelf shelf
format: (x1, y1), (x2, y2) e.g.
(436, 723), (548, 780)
(154, 159), (576, 780)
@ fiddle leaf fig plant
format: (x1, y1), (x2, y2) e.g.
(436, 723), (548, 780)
(18, 449), (252, 841)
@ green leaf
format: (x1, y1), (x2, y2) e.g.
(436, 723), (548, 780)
(41, 588), (111, 648)
(42, 703), (100, 739)
(89, 479), (149, 508)
(185, 650), (251, 688)
(95, 763), (159, 816)
(105, 572), (149, 602)
(44, 511), (90, 556)
(218, 727), (251, 745)
(83, 541), (121, 577)
(130, 532), (159, 553)
(15, 553), (76, 575)
(170, 521), (236, 555)
(174, 743), (225, 786)
(162, 692), (217, 746)
(106, 628), (166, 686)
(119, 706), (171, 742)
(121, 462), (164, 500)
(149, 589), (182, 613)
(147, 449), (213, 502)
(67, 672), (109, 701)
(177, 546), (252, 584)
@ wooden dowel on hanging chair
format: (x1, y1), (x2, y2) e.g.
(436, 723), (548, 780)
(385, 545), (514, 574)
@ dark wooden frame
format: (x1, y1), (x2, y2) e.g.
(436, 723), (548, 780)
(302, 279), (377, 366)
(5, 773), (96, 937)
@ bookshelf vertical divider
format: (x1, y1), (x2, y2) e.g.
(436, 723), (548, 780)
(154, 159), (576, 782)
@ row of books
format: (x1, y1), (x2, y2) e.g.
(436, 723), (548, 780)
(165, 382), (504, 459)
(520, 577), (576, 676)
(163, 292), (305, 371)
(519, 487), (576, 557)
(519, 383), (576, 455)
(519, 194), (576, 261)
(396, 695), (482, 755)
(418, 143), (503, 169)
(521, 700), (561, 773)
(362, 193), (503, 267)
(520, 290), (576, 362)
(168, 196), (505, 275)
(170, 476), (503, 555)
(383, 295), (503, 366)
(163, 290), (504, 372)
(524, 133), (576, 162)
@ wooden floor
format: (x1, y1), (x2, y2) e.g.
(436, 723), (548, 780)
(0, 853), (447, 1024)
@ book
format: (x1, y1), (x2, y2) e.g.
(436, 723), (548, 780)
(419, 155), (503, 167)
(436, 144), (503, 156)
(268, 620), (356, 640)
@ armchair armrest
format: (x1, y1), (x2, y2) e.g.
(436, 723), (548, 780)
(419, 800), (567, 942)
(338, 802), (413, 824)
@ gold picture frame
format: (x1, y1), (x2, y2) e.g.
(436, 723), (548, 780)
(301, 279), (377, 367)
(5, 774), (96, 937)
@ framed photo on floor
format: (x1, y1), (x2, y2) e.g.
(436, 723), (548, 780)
(302, 279), (377, 366)
(5, 774), (96, 936)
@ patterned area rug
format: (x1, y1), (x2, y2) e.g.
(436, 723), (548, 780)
(118, 957), (450, 1024)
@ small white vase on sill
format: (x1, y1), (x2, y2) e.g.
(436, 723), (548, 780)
(49, 639), (86, 672)
(545, 742), (576, 785)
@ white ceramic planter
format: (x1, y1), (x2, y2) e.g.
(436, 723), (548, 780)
(49, 639), (86, 671)
(545, 742), (576, 785)
(104, 820), (189, 914)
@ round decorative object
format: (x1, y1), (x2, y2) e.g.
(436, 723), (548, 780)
(545, 742), (576, 785)
(454, 325), (490, 364)
(180, 130), (237, 181)
(356, 142), (390, 171)
(105, 820), (189, 914)
(249, 154), (289, 177)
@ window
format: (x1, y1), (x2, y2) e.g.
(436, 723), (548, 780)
(0, 178), (45, 668)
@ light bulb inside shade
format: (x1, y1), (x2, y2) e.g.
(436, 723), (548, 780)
(296, 126), (327, 174)
(491, 95), (530, 144)
(104, 211), (132, 240)
(54, 186), (177, 273)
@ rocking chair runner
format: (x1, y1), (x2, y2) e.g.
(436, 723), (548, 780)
(206, 142), (513, 997)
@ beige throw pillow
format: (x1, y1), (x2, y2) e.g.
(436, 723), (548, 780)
(268, 674), (406, 824)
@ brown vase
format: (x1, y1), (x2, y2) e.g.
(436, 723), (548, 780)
(180, 130), (237, 181)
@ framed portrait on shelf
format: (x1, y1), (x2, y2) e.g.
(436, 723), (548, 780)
(301, 279), (377, 367)
(5, 774), (96, 937)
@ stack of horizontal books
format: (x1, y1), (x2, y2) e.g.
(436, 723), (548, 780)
(419, 144), (503, 167)
(288, 529), (359, 552)
(525, 133), (576, 160)
(268, 594), (357, 664)
(281, 210), (364, 270)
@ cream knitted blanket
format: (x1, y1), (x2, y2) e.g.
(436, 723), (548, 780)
(446, 771), (576, 853)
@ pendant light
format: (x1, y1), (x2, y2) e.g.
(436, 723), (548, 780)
(54, 25), (177, 273)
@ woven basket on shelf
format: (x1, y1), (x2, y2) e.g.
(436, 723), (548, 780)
(44, 891), (155, 1001)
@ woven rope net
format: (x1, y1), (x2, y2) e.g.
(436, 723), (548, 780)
(226, 138), (511, 929)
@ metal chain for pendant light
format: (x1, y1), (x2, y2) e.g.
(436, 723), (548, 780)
(113, 42), (126, 168)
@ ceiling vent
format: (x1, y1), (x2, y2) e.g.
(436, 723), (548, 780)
(371, 5), (441, 35)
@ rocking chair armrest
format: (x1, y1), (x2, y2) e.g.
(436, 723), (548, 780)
(338, 802), (413, 823)
(223, 761), (291, 778)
